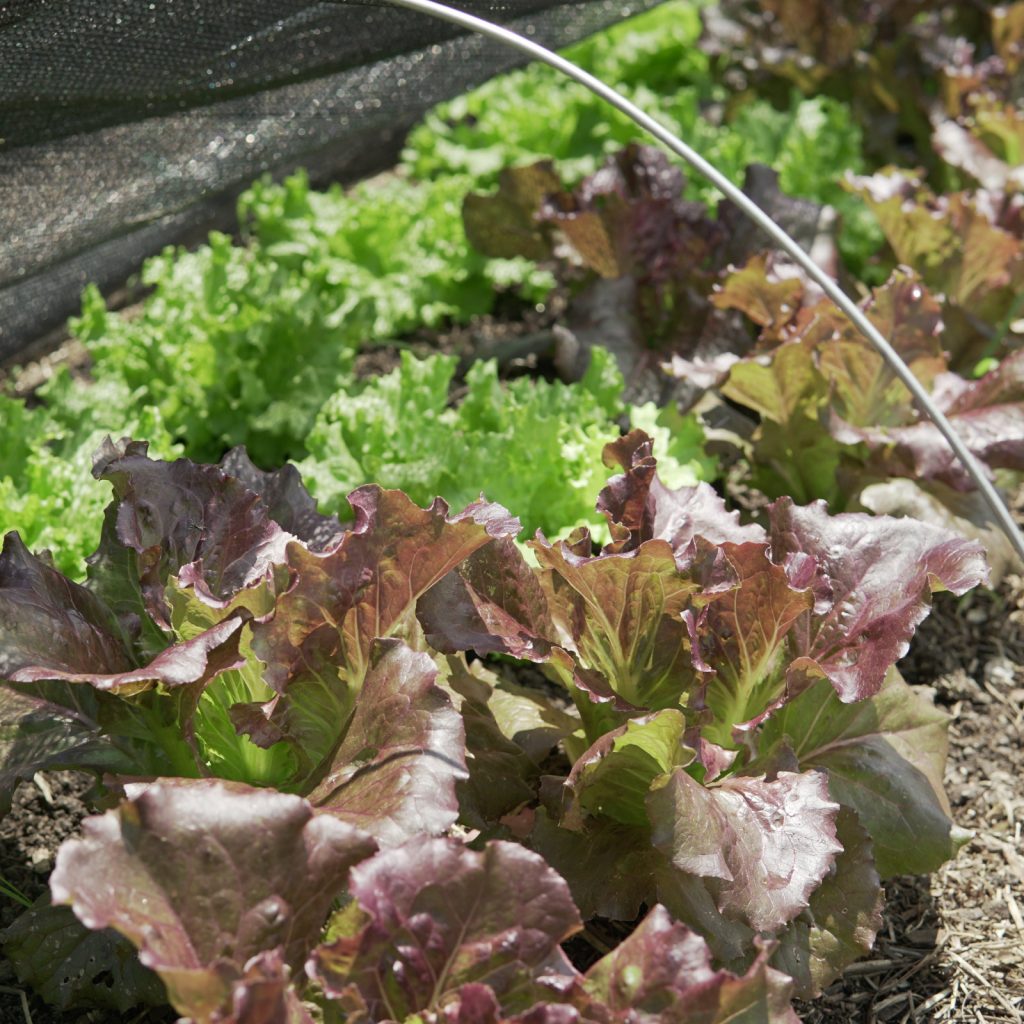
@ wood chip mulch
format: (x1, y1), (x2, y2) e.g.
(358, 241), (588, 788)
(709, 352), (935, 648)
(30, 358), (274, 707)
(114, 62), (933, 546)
(797, 549), (1024, 1023)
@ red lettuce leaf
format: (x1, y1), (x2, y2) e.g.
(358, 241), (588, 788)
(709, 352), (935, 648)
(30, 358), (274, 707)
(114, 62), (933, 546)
(532, 533), (701, 714)
(309, 838), (581, 1019)
(832, 349), (1024, 491)
(433, 983), (578, 1024)
(218, 446), (345, 554)
(0, 531), (244, 692)
(647, 768), (841, 934)
(701, 0), (926, 79)
(464, 147), (831, 403)
(305, 639), (468, 846)
(91, 439), (298, 628)
(769, 808), (883, 999)
(799, 269), (947, 428)
(691, 542), (814, 744)
(0, 681), (148, 813)
(206, 948), (317, 1024)
(462, 161), (563, 262)
(598, 431), (765, 556)
(250, 486), (519, 694)
(417, 538), (556, 663)
(857, 477), (1019, 585)
(845, 170), (1024, 362)
(581, 905), (798, 1024)
(529, 809), (658, 922)
(310, 839), (798, 1023)
(756, 669), (963, 876)
(49, 778), (376, 1024)
(767, 498), (988, 701)
(719, 341), (844, 507)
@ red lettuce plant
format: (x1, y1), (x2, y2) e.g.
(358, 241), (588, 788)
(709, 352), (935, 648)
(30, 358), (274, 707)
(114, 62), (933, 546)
(417, 432), (986, 998)
(844, 170), (1024, 369)
(0, 435), (986, 1017)
(699, 0), (993, 172)
(462, 144), (836, 402)
(705, 261), (1024, 572)
(0, 439), (517, 845)
(41, 779), (796, 1023)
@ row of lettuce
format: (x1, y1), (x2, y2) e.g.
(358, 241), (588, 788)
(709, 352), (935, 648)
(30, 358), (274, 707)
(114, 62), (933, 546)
(1, 1), (1024, 1022)
(0, 432), (987, 1023)
(1, 0), (878, 579)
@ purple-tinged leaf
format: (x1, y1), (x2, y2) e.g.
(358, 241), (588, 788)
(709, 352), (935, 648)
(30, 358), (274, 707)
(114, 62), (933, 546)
(720, 344), (831, 503)
(1, 532), (133, 681)
(803, 270), (947, 429)
(701, 0), (923, 87)
(582, 905), (799, 1024)
(462, 161), (562, 262)
(417, 538), (555, 663)
(464, 147), (776, 403)
(309, 838), (581, 1019)
(940, 347), (1024, 414)
(833, 349), (1024, 491)
(653, 858), (754, 969)
(218, 447), (345, 554)
(598, 432), (765, 557)
(0, 532), (245, 693)
(306, 639), (468, 846)
(207, 949), (316, 1024)
(693, 543), (814, 745)
(770, 808), (883, 999)
(251, 487), (519, 694)
(718, 342), (842, 509)
(710, 253), (805, 344)
(49, 779), (376, 1024)
(537, 144), (714, 286)
(531, 535), (700, 712)
(845, 171), (1024, 358)
(647, 768), (842, 933)
(757, 669), (963, 876)
(858, 477), (1018, 586)
(767, 499), (988, 702)
(529, 810), (656, 922)
(91, 439), (295, 628)
(436, 982), (580, 1024)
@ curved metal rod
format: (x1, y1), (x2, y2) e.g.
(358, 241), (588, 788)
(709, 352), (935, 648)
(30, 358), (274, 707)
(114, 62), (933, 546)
(383, 0), (1024, 565)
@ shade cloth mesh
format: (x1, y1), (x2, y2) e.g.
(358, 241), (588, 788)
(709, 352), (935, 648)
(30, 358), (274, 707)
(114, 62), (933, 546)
(0, 0), (660, 361)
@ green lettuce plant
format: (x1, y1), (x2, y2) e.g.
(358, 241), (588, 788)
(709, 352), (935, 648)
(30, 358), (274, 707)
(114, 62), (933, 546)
(298, 348), (715, 540)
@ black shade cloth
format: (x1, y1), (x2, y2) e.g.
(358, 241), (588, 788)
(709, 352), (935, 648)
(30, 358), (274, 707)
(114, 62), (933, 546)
(0, 0), (660, 362)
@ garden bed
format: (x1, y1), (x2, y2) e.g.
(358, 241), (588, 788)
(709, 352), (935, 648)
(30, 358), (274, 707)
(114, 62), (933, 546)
(3, 2), (1024, 1022)
(1, 549), (1022, 1024)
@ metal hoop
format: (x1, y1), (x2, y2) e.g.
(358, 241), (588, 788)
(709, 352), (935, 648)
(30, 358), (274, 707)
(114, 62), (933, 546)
(382, 0), (1024, 565)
